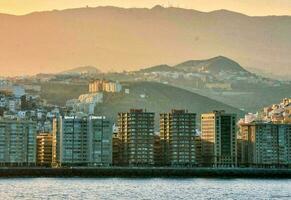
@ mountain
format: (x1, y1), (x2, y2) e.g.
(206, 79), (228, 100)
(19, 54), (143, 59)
(174, 56), (248, 74)
(129, 56), (291, 112)
(137, 56), (250, 74)
(59, 66), (101, 75)
(0, 6), (291, 76)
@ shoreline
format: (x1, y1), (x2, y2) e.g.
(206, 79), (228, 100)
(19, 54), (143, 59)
(0, 167), (290, 178)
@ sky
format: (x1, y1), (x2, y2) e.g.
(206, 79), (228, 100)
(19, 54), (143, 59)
(0, 0), (291, 16)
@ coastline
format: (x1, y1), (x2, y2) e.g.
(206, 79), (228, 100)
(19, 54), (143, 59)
(0, 167), (290, 178)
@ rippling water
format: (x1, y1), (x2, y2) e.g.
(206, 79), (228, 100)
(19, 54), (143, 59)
(0, 178), (290, 199)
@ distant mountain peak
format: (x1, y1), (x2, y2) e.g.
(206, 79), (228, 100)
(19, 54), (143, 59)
(59, 66), (101, 75)
(152, 5), (165, 10)
(174, 56), (248, 74)
(139, 64), (177, 73)
(209, 9), (248, 17)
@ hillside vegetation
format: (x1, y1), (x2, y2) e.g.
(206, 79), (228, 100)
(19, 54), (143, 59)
(95, 81), (245, 127)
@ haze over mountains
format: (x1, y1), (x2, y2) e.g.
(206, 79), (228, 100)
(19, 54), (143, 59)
(0, 5), (290, 77)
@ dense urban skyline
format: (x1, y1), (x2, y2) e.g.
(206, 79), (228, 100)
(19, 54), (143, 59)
(0, 0), (291, 16)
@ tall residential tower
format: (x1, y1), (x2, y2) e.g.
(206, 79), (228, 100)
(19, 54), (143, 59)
(117, 109), (155, 166)
(160, 110), (197, 166)
(201, 111), (237, 167)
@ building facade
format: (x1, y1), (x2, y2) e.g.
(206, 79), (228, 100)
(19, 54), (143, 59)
(37, 133), (53, 166)
(89, 80), (122, 93)
(201, 111), (237, 167)
(240, 122), (291, 167)
(0, 119), (37, 166)
(117, 109), (155, 166)
(160, 110), (197, 166)
(52, 115), (112, 166)
(112, 131), (122, 166)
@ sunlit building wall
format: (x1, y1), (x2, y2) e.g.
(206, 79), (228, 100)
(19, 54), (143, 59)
(37, 133), (53, 166)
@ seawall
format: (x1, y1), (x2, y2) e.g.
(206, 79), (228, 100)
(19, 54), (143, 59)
(0, 167), (290, 178)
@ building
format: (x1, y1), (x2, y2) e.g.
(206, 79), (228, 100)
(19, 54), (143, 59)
(112, 132), (122, 166)
(240, 122), (291, 168)
(66, 93), (103, 114)
(89, 79), (122, 93)
(153, 134), (163, 166)
(88, 116), (112, 166)
(160, 110), (197, 166)
(201, 111), (237, 167)
(0, 119), (37, 166)
(52, 115), (112, 167)
(52, 117), (60, 167)
(37, 133), (53, 166)
(117, 109), (155, 166)
(195, 135), (202, 166)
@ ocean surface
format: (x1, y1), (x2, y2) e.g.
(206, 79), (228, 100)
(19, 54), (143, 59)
(0, 178), (290, 199)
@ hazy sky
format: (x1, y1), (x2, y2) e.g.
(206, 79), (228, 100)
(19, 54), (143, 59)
(0, 0), (291, 16)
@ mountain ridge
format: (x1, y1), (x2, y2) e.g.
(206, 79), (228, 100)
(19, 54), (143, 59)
(59, 66), (101, 75)
(1, 5), (289, 17)
(138, 56), (249, 74)
(174, 56), (248, 73)
(0, 5), (290, 76)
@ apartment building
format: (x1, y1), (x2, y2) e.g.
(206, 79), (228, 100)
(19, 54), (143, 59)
(0, 119), (37, 166)
(89, 80), (122, 93)
(37, 133), (53, 166)
(240, 122), (291, 167)
(201, 111), (237, 167)
(160, 110), (197, 166)
(117, 109), (155, 166)
(52, 115), (112, 167)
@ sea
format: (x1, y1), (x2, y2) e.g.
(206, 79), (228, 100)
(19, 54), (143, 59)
(0, 178), (290, 199)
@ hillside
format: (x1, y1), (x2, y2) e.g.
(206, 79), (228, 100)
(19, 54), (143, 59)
(121, 56), (291, 112)
(39, 81), (244, 127)
(139, 65), (178, 73)
(95, 81), (245, 127)
(40, 82), (87, 106)
(0, 6), (290, 76)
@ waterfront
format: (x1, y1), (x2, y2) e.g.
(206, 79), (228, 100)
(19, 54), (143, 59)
(0, 178), (290, 199)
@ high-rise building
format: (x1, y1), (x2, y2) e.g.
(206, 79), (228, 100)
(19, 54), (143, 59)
(195, 135), (202, 166)
(52, 115), (112, 167)
(52, 117), (60, 167)
(240, 122), (291, 168)
(37, 133), (53, 166)
(0, 119), (37, 166)
(153, 134), (163, 166)
(117, 109), (155, 166)
(201, 111), (237, 167)
(112, 131), (122, 166)
(160, 110), (197, 166)
(88, 116), (112, 166)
